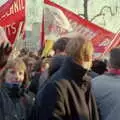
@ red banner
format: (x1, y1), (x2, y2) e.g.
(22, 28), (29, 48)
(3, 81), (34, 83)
(0, 0), (25, 44)
(0, 0), (25, 26)
(102, 32), (120, 55)
(44, 0), (116, 57)
(0, 0), (14, 17)
(4, 21), (24, 44)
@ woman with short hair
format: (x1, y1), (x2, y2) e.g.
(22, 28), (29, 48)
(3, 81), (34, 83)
(0, 58), (33, 120)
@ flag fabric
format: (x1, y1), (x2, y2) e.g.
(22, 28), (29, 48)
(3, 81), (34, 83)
(44, 0), (118, 58)
(0, 0), (25, 44)
(0, 0), (14, 18)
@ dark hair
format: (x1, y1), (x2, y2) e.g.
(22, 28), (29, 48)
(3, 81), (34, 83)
(53, 37), (69, 52)
(110, 47), (120, 68)
(91, 60), (107, 75)
(32, 59), (42, 72)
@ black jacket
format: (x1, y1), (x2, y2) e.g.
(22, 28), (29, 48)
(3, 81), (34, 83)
(30, 57), (99, 120)
(29, 72), (41, 94)
(0, 85), (33, 120)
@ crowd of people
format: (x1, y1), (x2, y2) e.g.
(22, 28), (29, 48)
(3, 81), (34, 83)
(0, 33), (120, 120)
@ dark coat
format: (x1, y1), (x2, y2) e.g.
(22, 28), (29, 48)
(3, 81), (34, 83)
(38, 55), (66, 89)
(0, 85), (33, 120)
(48, 55), (66, 76)
(29, 72), (41, 94)
(29, 57), (99, 120)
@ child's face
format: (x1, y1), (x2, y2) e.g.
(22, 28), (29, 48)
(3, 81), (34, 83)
(4, 68), (24, 84)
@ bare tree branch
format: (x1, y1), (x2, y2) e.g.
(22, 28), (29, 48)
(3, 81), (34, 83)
(90, 5), (115, 21)
(90, 13), (105, 22)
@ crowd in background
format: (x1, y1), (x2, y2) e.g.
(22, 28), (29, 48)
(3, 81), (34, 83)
(0, 33), (120, 120)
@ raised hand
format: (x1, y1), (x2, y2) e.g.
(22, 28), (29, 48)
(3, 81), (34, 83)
(0, 43), (12, 69)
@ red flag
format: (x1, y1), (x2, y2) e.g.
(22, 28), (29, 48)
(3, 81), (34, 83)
(4, 21), (24, 44)
(102, 32), (120, 55)
(0, 0), (25, 44)
(0, 0), (14, 17)
(44, 0), (116, 57)
(0, 0), (25, 27)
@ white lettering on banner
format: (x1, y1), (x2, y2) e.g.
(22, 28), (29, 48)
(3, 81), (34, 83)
(1, 0), (24, 19)
(14, 1), (19, 13)
(2, 21), (24, 44)
(55, 25), (67, 34)
(5, 5), (14, 17)
(69, 19), (97, 40)
(48, 24), (68, 36)
(11, 23), (17, 34)
(99, 38), (111, 47)
(47, 20), (97, 40)
(4, 23), (17, 35)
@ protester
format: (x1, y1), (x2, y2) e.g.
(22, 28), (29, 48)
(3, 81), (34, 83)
(87, 60), (107, 78)
(29, 34), (99, 120)
(53, 37), (69, 55)
(38, 37), (69, 89)
(48, 37), (69, 76)
(22, 56), (37, 78)
(0, 58), (33, 120)
(91, 59), (107, 75)
(29, 59), (42, 94)
(92, 47), (120, 120)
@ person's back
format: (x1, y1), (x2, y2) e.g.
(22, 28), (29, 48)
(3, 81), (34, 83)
(92, 47), (120, 120)
(38, 37), (68, 89)
(92, 74), (120, 120)
(43, 56), (98, 120)
(29, 34), (99, 120)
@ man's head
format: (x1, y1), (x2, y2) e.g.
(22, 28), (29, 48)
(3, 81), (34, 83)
(109, 47), (120, 69)
(53, 37), (69, 55)
(91, 60), (107, 74)
(65, 34), (94, 69)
